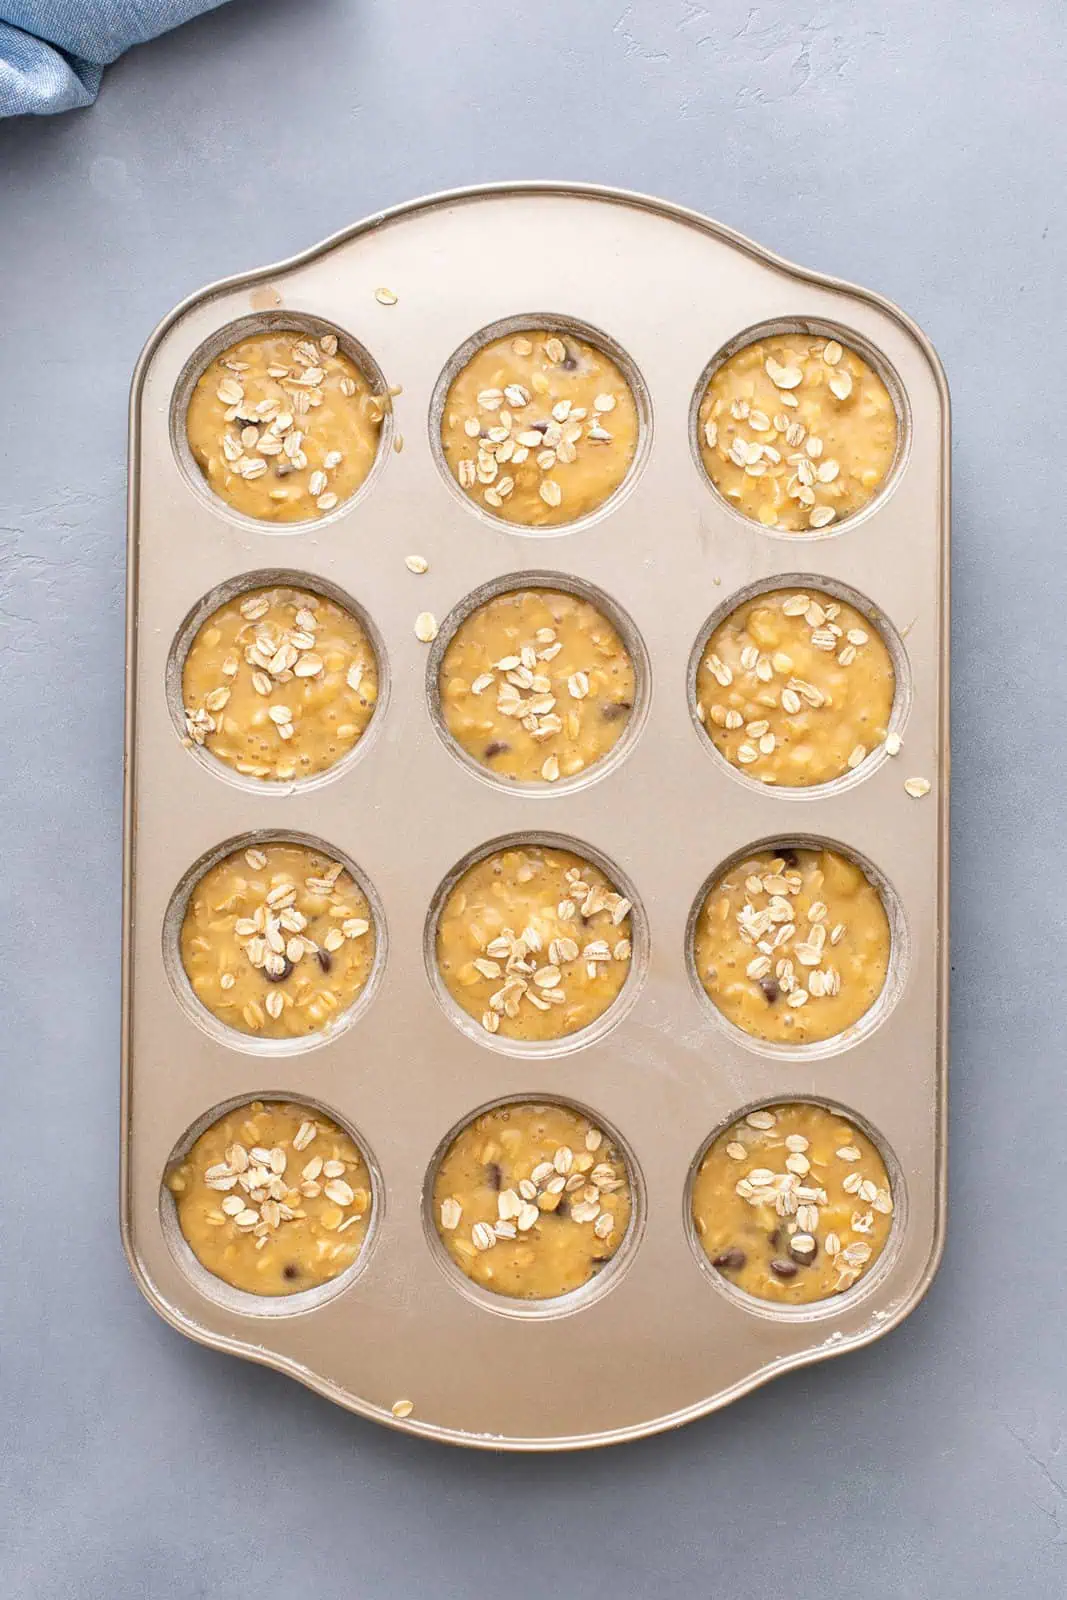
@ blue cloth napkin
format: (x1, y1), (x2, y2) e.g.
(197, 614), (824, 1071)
(1, 1), (231, 115)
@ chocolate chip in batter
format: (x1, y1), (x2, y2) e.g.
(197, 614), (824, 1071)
(316, 949), (333, 974)
(265, 957), (294, 983)
(713, 1247), (746, 1272)
(484, 740), (511, 759)
(778, 847), (800, 868)
(758, 975), (780, 1004)
(601, 700), (632, 722)
(282, 1264), (301, 1281)
(770, 1258), (798, 1279)
(485, 1161), (503, 1191)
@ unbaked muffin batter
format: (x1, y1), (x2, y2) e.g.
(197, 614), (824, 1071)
(692, 1102), (894, 1303)
(694, 846), (890, 1045)
(440, 329), (638, 526)
(439, 587), (635, 783)
(182, 585), (379, 781)
(186, 329), (384, 522)
(698, 334), (897, 532)
(436, 844), (633, 1042)
(433, 1102), (632, 1299)
(697, 588), (894, 785)
(180, 842), (376, 1038)
(166, 1100), (372, 1295)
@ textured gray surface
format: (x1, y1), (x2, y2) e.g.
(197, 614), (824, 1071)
(1, 1), (1063, 1596)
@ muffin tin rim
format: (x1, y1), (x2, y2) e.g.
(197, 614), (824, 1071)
(158, 1087), (386, 1321)
(685, 569), (914, 800)
(682, 1092), (910, 1325)
(683, 830), (911, 1063)
(161, 826), (389, 1057)
(165, 566), (391, 796)
(425, 566), (652, 797)
(420, 1089), (647, 1322)
(168, 308), (396, 535)
(427, 308), (654, 538)
(687, 313), (914, 541)
(423, 827), (649, 1060)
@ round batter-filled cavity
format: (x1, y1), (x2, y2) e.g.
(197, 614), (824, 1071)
(697, 333), (898, 532)
(438, 586), (636, 783)
(182, 584), (379, 781)
(433, 1102), (632, 1299)
(693, 846), (891, 1046)
(697, 587), (894, 786)
(440, 328), (639, 526)
(166, 1100), (372, 1296)
(185, 328), (385, 522)
(180, 841), (376, 1039)
(435, 843), (634, 1043)
(692, 1103), (894, 1304)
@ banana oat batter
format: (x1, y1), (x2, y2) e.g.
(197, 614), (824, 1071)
(698, 334), (897, 532)
(180, 842), (376, 1039)
(433, 1102), (632, 1299)
(440, 329), (638, 526)
(692, 1102), (894, 1303)
(697, 588), (894, 785)
(182, 585), (379, 781)
(438, 587), (635, 783)
(436, 844), (633, 1042)
(166, 1100), (372, 1295)
(186, 329), (384, 522)
(694, 846), (890, 1045)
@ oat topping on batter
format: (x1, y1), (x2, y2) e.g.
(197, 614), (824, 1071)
(180, 842), (375, 1038)
(439, 587), (635, 783)
(441, 330), (639, 526)
(433, 1102), (632, 1298)
(166, 1100), (372, 1295)
(694, 846), (890, 1045)
(692, 1103), (894, 1303)
(182, 585), (378, 781)
(436, 845), (633, 1042)
(697, 588), (894, 785)
(698, 334), (897, 532)
(186, 329), (386, 522)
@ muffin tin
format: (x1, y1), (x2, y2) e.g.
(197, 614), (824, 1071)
(122, 182), (950, 1449)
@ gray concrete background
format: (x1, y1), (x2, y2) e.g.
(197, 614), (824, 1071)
(1, 1), (1063, 1595)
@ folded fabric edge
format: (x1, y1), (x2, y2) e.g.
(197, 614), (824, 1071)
(0, 1), (235, 116)
(0, 22), (103, 115)
(1, 0), (237, 62)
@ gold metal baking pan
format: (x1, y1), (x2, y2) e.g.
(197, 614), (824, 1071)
(123, 183), (949, 1450)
